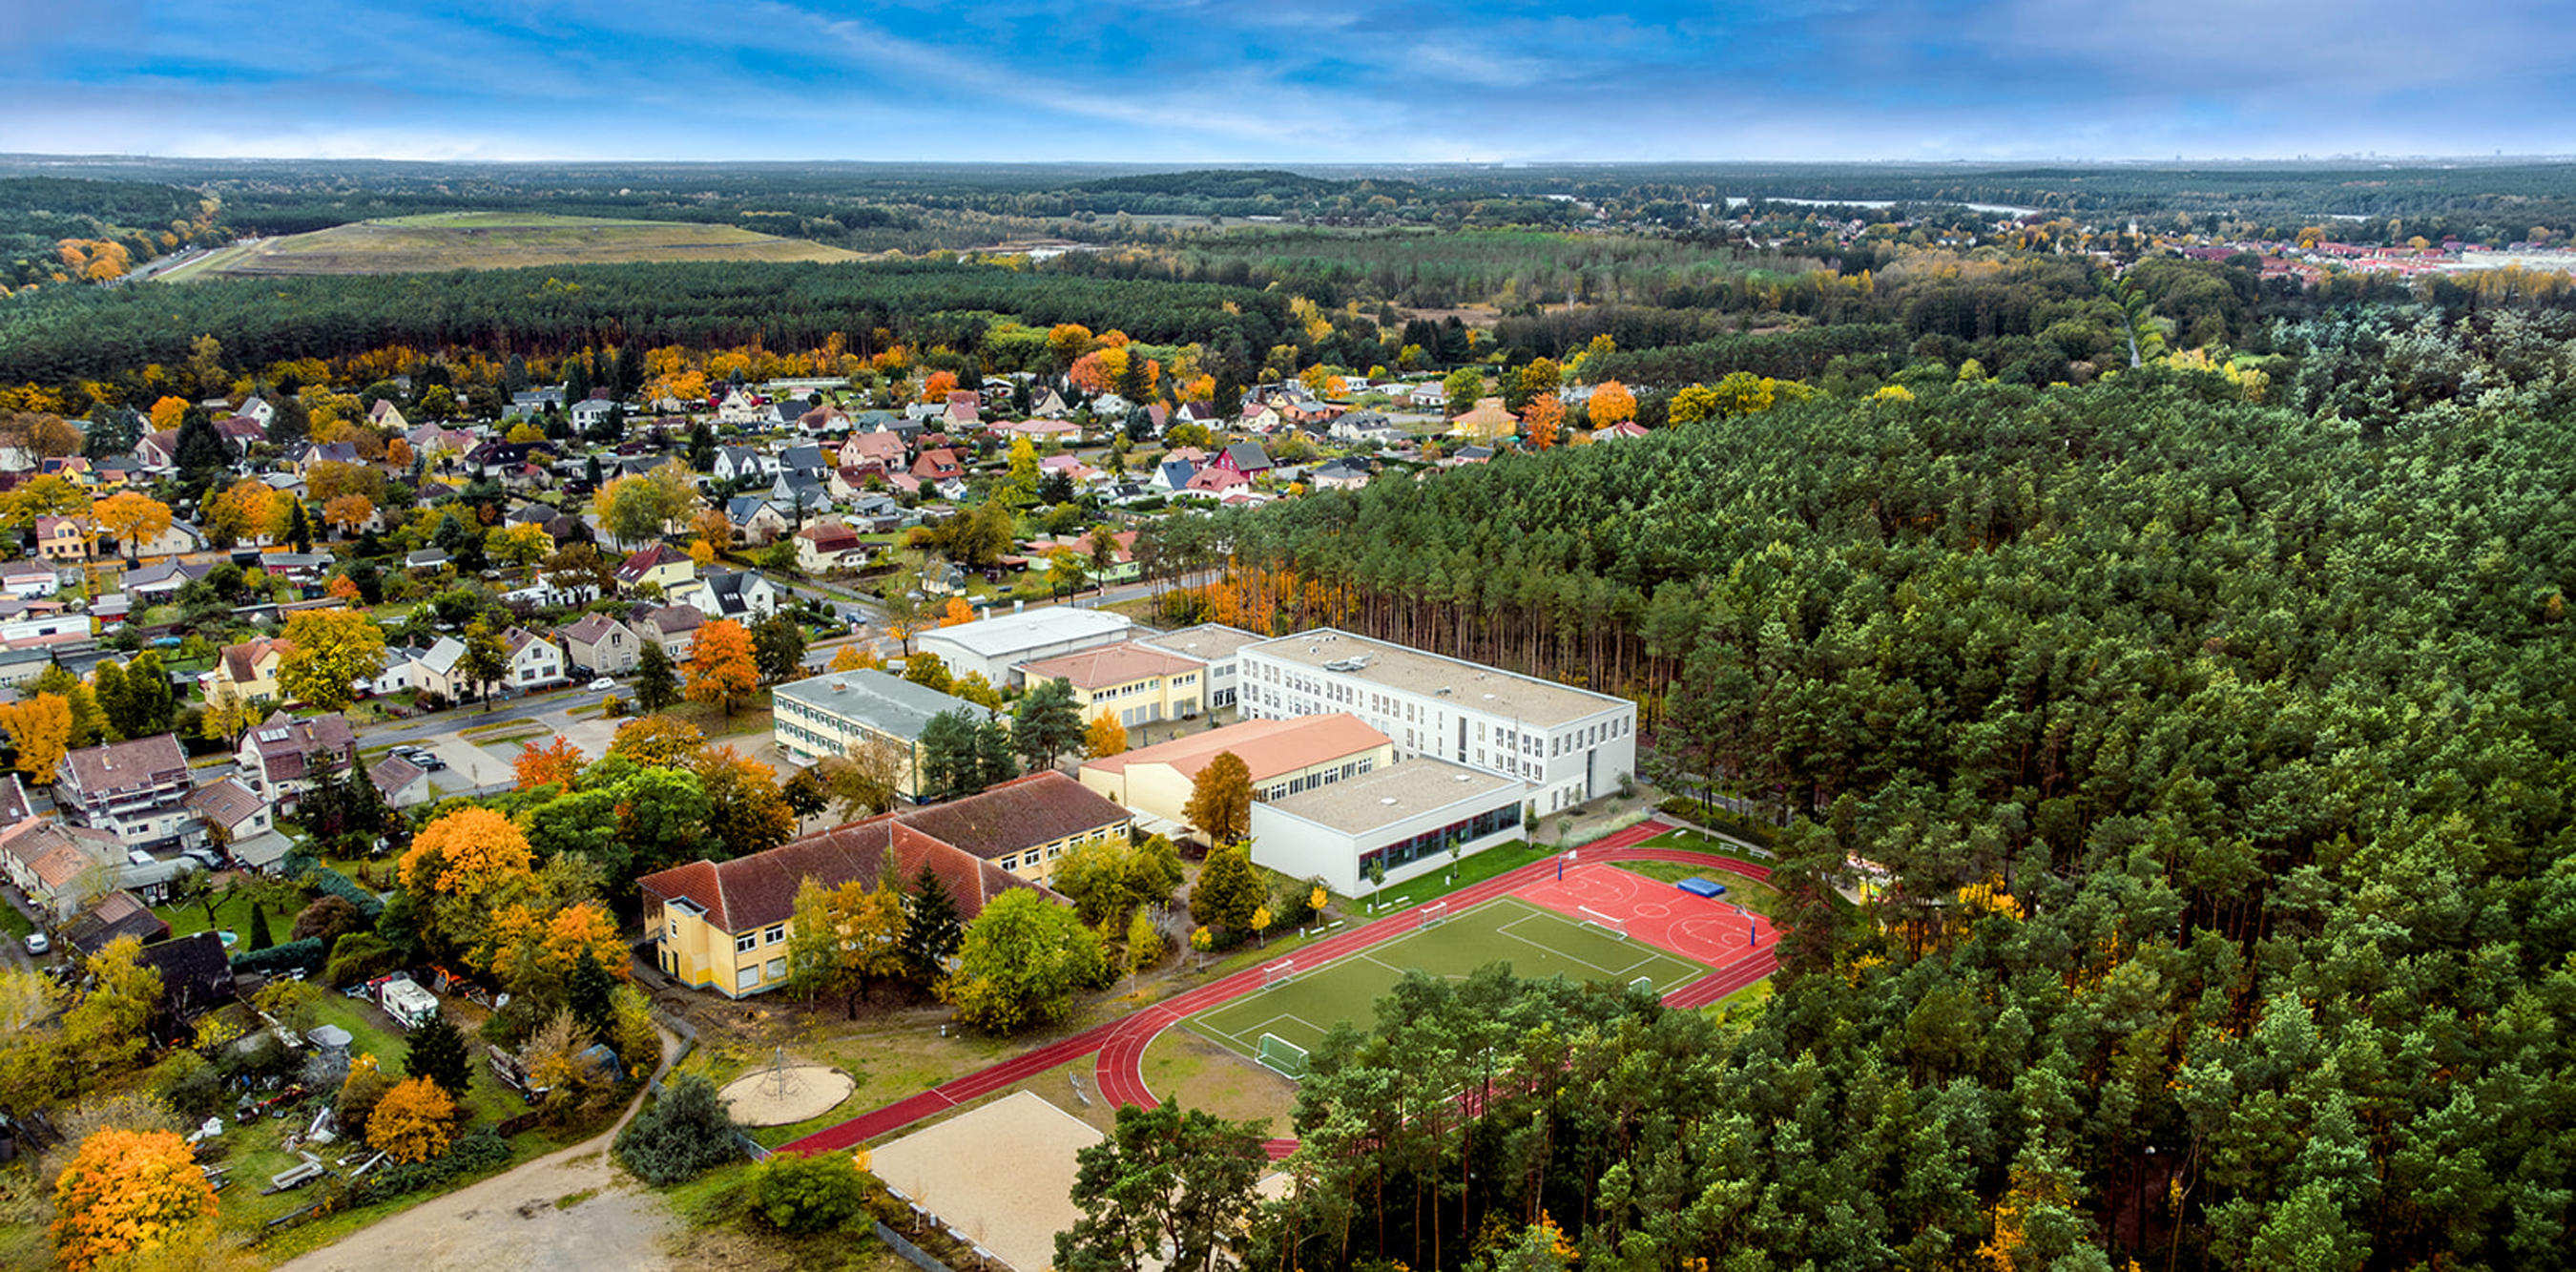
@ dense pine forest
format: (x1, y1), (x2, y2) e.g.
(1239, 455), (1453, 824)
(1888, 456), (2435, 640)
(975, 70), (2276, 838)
(1147, 308), (2576, 1271)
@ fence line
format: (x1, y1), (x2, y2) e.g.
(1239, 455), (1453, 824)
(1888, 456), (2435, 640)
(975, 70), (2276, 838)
(873, 1220), (963, 1272)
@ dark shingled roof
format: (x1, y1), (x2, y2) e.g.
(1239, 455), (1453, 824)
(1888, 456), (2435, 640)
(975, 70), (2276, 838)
(636, 818), (1042, 936)
(135, 930), (236, 1022)
(895, 771), (1132, 863)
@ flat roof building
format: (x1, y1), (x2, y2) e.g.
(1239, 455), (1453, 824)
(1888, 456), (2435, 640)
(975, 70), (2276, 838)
(770, 668), (988, 802)
(1237, 629), (1636, 815)
(1135, 623), (1264, 710)
(1250, 758), (1527, 899)
(917, 606), (1135, 685)
(1078, 713), (1394, 835)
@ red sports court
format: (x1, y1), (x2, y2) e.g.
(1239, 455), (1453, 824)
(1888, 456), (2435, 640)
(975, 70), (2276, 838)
(1516, 859), (1773, 968)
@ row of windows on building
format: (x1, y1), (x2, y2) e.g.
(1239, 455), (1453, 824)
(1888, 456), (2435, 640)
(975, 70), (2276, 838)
(1265, 758), (1373, 801)
(1358, 803), (1524, 874)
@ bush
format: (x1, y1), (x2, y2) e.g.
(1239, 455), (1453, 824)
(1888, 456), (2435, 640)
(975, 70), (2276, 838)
(230, 936), (327, 978)
(747, 1151), (874, 1233)
(291, 895), (368, 945)
(303, 862), (386, 919)
(349, 1124), (510, 1204)
(613, 1074), (746, 1185)
(152, 1051), (225, 1120)
(324, 931), (398, 986)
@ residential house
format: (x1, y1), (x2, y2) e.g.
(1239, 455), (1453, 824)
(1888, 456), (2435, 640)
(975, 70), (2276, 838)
(637, 811), (1046, 998)
(135, 931), (236, 1028)
(910, 448), (964, 487)
(59, 891), (172, 958)
(635, 605), (704, 660)
(1591, 421), (1652, 442)
(559, 612), (646, 676)
(1153, 458), (1196, 492)
(713, 446), (778, 486)
(135, 430), (183, 471)
(31, 515), (89, 562)
(183, 776), (290, 873)
(674, 567), (779, 624)
(507, 387), (568, 419)
(779, 445), (828, 479)
(768, 472), (832, 519)
(1210, 441), (1275, 479)
(234, 397), (277, 430)
(0, 820), (117, 922)
(370, 755), (435, 809)
(499, 626), (567, 691)
(1186, 466), (1249, 496)
(204, 636), (293, 705)
(569, 397), (618, 432)
(944, 390), (982, 429)
(119, 561), (194, 606)
(236, 712), (359, 816)
(615, 543), (698, 594)
(294, 442), (361, 476)
(1310, 459), (1373, 490)
(405, 636), (471, 702)
(794, 521), (867, 573)
(999, 418), (1082, 445)
(404, 548), (451, 573)
(114, 516), (201, 562)
(839, 430), (905, 470)
(2, 561), (58, 597)
(1079, 713), (1396, 833)
(827, 465), (883, 502)
(213, 417), (267, 456)
(367, 400), (409, 431)
(724, 495), (791, 546)
(1029, 386), (1070, 418)
(797, 406), (849, 435)
(54, 733), (199, 853)
(40, 456), (93, 485)
(1018, 640), (1209, 731)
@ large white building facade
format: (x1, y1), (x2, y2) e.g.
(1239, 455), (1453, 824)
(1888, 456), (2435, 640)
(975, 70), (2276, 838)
(1250, 758), (1527, 898)
(1236, 629), (1636, 816)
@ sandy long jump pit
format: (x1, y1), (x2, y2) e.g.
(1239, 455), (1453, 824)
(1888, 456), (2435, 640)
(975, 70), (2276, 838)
(870, 1090), (1101, 1272)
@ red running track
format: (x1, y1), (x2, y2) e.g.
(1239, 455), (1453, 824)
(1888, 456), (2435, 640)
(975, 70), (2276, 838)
(781, 819), (1777, 1158)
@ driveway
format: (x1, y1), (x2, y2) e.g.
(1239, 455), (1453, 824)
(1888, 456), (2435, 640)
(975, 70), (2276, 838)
(275, 1031), (684, 1272)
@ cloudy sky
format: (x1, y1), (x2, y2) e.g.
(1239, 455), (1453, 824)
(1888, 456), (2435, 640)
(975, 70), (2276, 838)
(2, 0), (2565, 162)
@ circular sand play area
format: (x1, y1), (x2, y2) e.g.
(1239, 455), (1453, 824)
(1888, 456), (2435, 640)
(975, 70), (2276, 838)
(718, 1064), (856, 1126)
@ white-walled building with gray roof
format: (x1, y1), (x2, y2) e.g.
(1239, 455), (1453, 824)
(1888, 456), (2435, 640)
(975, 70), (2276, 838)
(1249, 757), (1527, 898)
(916, 606), (1136, 686)
(1237, 628), (1636, 816)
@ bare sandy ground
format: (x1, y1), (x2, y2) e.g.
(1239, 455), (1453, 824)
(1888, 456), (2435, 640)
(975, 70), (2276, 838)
(719, 1065), (855, 1127)
(869, 1090), (1100, 1272)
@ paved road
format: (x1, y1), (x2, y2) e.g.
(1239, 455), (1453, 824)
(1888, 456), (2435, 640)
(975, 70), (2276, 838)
(779, 818), (1780, 1159)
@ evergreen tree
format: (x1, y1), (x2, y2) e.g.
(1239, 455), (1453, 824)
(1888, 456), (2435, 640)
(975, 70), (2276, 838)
(172, 410), (231, 483)
(687, 422), (715, 472)
(91, 660), (133, 740)
(584, 453), (603, 489)
(82, 406), (140, 461)
(1011, 678), (1086, 771)
(973, 718), (1018, 791)
(402, 1009), (473, 1100)
(751, 612), (808, 684)
(246, 903), (273, 951)
(124, 651), (176, 735)
(634, 641), (681, 713)
(566, 354), (592, 404)
(566, 949), (616, 1040)
(902, 865), (964, 981)
(286, 499), (312, 553)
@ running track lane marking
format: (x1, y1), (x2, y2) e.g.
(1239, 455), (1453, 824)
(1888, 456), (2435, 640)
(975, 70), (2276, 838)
(779, 820), (1776, 1157)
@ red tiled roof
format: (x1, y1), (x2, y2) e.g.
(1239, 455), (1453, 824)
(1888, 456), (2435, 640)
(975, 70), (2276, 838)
(1020, 641), (1203, 691)
(895, 771), (1131, 863)
(1083, 713), (1389, 783)
(635, 818), (1042, 936)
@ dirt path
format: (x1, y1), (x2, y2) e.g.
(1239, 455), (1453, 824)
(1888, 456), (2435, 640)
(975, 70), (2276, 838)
(275, 1032), (683, 1272)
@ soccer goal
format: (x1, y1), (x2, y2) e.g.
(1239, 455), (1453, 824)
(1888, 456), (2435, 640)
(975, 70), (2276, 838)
(1579, 907), (1631, 940)
(1256, 1032), (1310, 1080)
(1262, 960), (1298, 989)
(1418, 901), (1450, 928)
(1630, 975), (1659, 998)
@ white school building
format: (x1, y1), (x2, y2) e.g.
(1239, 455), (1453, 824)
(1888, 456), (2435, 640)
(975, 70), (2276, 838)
(1235, 629), (1637, 817)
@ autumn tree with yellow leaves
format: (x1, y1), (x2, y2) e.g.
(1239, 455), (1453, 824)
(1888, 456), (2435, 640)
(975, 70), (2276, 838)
(366, 1076), (458, 1164)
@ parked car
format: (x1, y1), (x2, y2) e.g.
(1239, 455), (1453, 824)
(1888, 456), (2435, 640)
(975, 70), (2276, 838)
(415, 754), (448, 772)
(587, 677), (616, 691)
(181, 846), (225, 871)
(24, 932), (50, 956)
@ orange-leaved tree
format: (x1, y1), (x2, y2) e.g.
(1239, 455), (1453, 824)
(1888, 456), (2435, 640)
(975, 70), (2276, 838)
(940, 596), (975, 627)
(51, 1126), (216, 1272)
(400, 806), (533, 900)
(512, 735), (587, 792)
(920, 370), (958, 403)
(322, 493), (375, 538)
(367, 1075), (457, 1164)
(1084, 713), (1129, 759)
(1522, 394), (1563, 450)
(682, 619), (758, 716)
(1182, 750), (1254, 845)
(147, 396), (188, 432)
(479, 899), (627, 1002)
(325, 574), (362, 603)
(1588, 380), (1637, 427)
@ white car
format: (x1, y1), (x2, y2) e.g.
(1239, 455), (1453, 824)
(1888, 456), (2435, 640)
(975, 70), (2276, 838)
(24, 932), (50, 957)
(588, 677), (617, 691)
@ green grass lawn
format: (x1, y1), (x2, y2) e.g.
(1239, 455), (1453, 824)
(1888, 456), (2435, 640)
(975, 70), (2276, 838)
(1185, 897), (1706, 1065)
(155, 889), (268, 944)
(1352, 838), (1559, 914)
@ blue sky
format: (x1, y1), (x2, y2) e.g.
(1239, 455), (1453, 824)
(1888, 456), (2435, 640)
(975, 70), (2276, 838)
(1, 0), (2566, 162)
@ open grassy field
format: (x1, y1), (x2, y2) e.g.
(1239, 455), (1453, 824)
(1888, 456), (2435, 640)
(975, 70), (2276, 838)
(162, 212), (862, 280)
(1185, 897), (1705, 1069)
